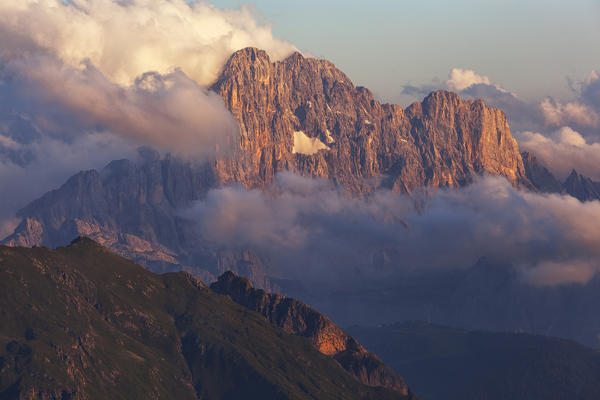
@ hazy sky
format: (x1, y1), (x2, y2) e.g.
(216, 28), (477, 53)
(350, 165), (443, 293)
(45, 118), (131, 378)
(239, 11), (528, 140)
(211, 0), (600, 104)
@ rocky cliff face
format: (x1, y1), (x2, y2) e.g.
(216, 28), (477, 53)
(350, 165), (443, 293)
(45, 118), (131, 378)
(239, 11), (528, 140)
(211, 47), (530, 192)
(521, 152), (564, 194)
(563, 170), (600, 201)
(3, 47), (533, 285)
(211, 271), (409, 395)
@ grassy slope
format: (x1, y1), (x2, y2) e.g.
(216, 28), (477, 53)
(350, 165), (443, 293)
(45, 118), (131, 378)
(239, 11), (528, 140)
(0, 239), (404, 400)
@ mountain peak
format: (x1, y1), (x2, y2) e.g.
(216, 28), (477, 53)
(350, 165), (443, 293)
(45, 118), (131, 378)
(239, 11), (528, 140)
(283, 50), (305, 63)
(229, 46), (270, 62)
(5, 47), (533, 291)
(68, 235), (99, 247)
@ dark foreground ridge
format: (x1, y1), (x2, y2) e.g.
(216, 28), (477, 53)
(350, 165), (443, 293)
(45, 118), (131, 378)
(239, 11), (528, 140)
(211, 271), (409, 394)
(0, 238), (412, 400)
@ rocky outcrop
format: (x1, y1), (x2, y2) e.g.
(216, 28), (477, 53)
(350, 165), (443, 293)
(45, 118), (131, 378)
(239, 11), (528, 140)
(521, 152), (600, 202)
(521, 152), (564, 193)
(211, 47), (530, 192)
(211, 271), (409, 395)
(564, 170), (600, 201)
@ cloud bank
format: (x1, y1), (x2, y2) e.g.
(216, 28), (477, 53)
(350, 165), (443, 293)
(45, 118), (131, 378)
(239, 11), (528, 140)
(0, 0), (296, 86)
(4, 56), (239, 159)
(540, 98), (599, 129)
(181, 173), (600, 288)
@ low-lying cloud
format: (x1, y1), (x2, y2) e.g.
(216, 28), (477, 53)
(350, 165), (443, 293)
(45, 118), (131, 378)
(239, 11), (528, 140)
(181, 173), (600, 288)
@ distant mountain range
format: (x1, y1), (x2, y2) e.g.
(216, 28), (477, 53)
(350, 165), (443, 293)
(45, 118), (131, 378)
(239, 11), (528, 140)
(348, 321), (600, 400)
(0, 238), (413, 399)
(300, 259), (600, 349)
(6, 47), (594, 279)
(2, 47), (599, 350)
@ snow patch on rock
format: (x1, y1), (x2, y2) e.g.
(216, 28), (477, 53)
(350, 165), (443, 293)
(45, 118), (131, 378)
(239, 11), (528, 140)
(293, 131), (329, 155)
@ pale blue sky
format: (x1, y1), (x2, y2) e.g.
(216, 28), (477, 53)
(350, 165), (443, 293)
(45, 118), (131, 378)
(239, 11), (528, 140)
(211, 0), (600, 104)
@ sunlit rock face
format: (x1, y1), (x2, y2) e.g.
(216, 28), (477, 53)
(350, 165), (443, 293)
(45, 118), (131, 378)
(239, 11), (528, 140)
(211, 47), (530, 193)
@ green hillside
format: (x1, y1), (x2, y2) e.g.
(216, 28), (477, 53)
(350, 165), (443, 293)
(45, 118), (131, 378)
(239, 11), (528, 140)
(0, 238), (407, 400)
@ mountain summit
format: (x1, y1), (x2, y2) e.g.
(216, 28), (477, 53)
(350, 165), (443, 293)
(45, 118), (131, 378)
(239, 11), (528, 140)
(212, 47), (529, 192)
(3, 47), (534, 283)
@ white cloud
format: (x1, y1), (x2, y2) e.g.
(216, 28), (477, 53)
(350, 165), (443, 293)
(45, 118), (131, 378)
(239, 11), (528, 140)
(0, 134), (20, 150)
(5, 56), (239, 159)
(0, 0), (300, 160)
(520, 259), (597, 287)
(540, 98), (599, 128)
(584, 70), (599, 86)
(516, 127), (600, 180)
(446, 68), (492, 91)
(0, 0), (296, 86)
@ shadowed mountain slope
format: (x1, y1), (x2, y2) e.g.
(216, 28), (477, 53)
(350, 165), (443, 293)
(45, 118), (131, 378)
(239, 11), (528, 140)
(0, 238), (412, 400)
